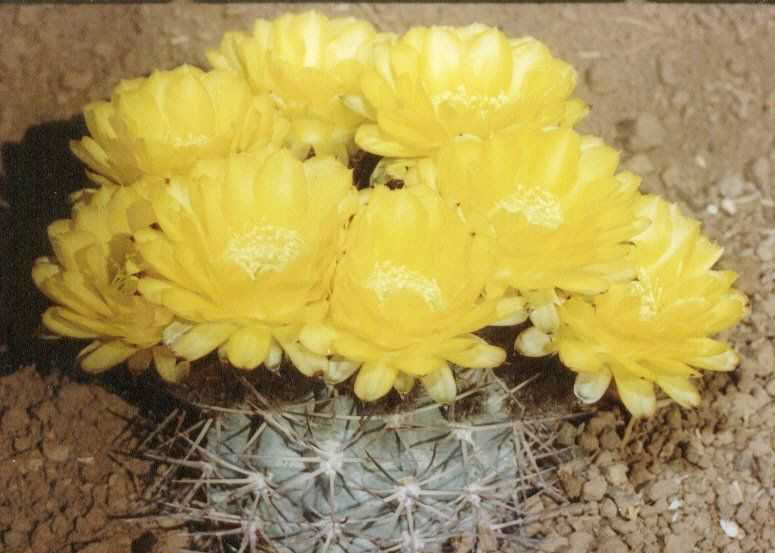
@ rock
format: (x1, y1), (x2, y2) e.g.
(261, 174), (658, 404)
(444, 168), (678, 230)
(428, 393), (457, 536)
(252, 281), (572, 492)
(624, 153), (656, 175)
(645, 478), (676, 502)
(760, 294), (775, 318)
(586, 60), (618, 93)
(720, 518), (740, 538)
(599, 428), (621, 450)
(30, 521), (54, 553)
(720, 198), (737, 215)
(718, 174), (746, 198)
(598, 536), (629, 553)
(766, 378), (775, 397)
(658, 54), (680, 86)
(582, 476), (607, 501)
(42, 442), (70, 463)
(578, 432), (599, 452)
(1, 407), (29, 434)
(538, 534), (568, 552)
(665, 532), (698, 553)
(755, 236), (775, 262)
(3, 529), (25, 548)
(600, 497), (618, 518)
(756, 341), (774, 376)
(746, 157), (770, 189)
(627, 112), (667, 152)
(556, 422), (576, 447)
(722, 255), (759, 293)
(567, 531), (595, 553)
(586, 411), (617, 436)
(605, 463), (629, 487)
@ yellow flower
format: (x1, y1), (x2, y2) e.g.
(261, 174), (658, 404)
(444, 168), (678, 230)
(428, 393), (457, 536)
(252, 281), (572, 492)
(435, 127), (646, 296)
(553, 196), (748, 417)
(134, 148), (357, 375)
(71, 65), (286, 185)
(300, 186), (507, 403)
(355, 25), (587, 157)
(32, 184), (176, 375)
(207, 11), (383, 162)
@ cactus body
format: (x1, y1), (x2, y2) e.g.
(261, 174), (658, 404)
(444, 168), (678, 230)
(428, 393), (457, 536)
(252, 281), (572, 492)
(155, 373), (564, 553)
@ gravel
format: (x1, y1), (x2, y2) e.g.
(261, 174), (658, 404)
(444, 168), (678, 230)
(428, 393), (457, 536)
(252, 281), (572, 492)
(626, 112), (667, 152)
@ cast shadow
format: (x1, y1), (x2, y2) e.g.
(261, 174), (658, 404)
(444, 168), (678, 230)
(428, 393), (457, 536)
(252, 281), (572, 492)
(1, 115), (91, 377)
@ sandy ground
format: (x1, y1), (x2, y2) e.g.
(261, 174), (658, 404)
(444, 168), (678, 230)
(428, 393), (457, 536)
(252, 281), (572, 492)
(1, 3), (775, 553)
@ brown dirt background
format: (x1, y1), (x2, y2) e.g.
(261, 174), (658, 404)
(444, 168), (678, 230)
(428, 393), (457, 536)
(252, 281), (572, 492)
(1, 3), (774, 553)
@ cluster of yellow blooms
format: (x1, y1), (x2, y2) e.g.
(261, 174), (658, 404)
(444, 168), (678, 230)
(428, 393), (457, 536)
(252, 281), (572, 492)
(34, 11), (747, 417)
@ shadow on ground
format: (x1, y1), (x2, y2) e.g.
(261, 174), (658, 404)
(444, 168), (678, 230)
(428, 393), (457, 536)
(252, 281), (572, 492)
(1, 115), (92, 377)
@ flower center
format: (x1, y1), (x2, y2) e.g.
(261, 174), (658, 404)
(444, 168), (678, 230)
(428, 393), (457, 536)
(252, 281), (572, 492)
(225, 224), (302, 279)
(365, 260), (443, 310)
(493, 185), (563, 228)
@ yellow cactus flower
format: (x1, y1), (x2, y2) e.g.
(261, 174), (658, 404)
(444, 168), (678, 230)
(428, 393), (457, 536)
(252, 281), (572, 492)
(71, 64), (286, 186)
(553, 196), (748, 417)
(207, 11), (383, 162)
(355, 25), (587, 158)
(299, 185), (508, 403)
(134, 148), (358, 374)
(32, 184), (176, 375)
(435, 127), (646, 297)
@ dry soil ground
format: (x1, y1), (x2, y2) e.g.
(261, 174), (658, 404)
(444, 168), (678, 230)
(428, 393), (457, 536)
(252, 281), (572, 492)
(1, 3), (774, 553)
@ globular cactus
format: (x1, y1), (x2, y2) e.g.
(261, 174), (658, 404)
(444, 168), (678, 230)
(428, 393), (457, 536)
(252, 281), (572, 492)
(149, 368), (569, 553)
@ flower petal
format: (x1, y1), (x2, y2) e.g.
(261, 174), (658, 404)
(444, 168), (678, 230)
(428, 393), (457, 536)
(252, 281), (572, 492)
(354, 359), (397, 401)
(169, 322), (238, 361)
(515, 327), (553, 357)
(79, 340), (138, 373)
(420, 363), (457, 404)
(613, 371), (656, 418)
(656, 375), (700, 408)
(573, 368), (612, 404)
(225, 324), (272, 370)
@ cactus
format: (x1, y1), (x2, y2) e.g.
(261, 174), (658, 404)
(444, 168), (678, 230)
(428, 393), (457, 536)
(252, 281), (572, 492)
(146, 364), (570, 553)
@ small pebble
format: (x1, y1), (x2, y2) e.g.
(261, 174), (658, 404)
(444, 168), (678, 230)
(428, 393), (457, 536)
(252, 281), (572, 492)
(720, 198), (737, 215)
(600, 497), (618, 518)
(1, 407), (29, 433)
(567, 532), (595, 553)
(627, 112), (667, 152)
(582, 476), (607, 501)
(556, 422), (576, 447)
(720, 518), (740, 538)
(718, 174), (746, 197)
(755, 236), (775, 261)
(624, 153), (655, 175)
(598, 536), (629, 553)
(605, 463), (629, 487)
(646, 478), (675, 502)
(42, 442), (70, 463)
(745, 157), (770, 189)
(658, 54), (680, 86)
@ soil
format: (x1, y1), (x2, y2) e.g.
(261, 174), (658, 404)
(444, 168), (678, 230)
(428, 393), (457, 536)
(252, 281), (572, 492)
(1, 3), (774, 553)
